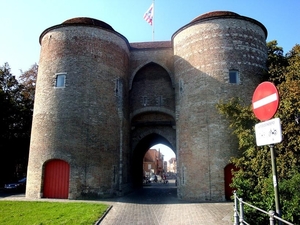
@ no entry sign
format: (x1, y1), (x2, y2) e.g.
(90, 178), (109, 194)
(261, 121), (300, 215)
(252, 82), (279, 121)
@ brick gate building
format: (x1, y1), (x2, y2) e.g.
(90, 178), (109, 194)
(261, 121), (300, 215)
(26, 11), (267, 201)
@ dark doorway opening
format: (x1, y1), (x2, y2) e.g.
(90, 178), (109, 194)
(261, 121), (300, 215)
(131, 133), (175, 188)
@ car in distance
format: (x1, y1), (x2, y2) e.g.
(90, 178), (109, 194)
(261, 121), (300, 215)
(4, 177), (26, 192)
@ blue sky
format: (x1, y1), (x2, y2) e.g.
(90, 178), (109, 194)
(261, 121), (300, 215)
(0, 0), (299, 77)
(151, 144), (175, 162)
(1, 0), (298, 160)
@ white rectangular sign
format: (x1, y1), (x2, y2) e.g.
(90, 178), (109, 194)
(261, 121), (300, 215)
(255, 118), (282, 146)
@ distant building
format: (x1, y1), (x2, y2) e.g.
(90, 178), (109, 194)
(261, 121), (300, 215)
(168, 158), (177, 173)
(163, 161), (168, 173)
(143, 149), (164, 176)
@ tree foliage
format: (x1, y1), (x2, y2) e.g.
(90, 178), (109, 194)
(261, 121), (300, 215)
(0, 63), (21, 141)
(0, 63), (37, 184)
(217, 42), (300, 224)
(266, 40), (288, 84)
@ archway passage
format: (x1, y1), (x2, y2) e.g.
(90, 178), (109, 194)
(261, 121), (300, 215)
(129, 61), (176, 190)
(43, 159), (70, 199)
(132, 133), (174, 187)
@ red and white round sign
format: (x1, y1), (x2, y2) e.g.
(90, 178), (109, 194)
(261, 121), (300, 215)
(252, 82), (280, 121)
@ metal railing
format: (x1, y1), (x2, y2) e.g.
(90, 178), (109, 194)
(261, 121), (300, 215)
(233, 191), (294, 225)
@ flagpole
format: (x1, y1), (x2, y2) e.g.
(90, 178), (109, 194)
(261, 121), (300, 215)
(143, 1), (155, 41)
(152, 0), (155, 41)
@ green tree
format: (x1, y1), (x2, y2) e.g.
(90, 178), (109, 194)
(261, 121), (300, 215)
(217, 43), (300, 224)
(18, 63), (37, 138)
(0, 63), (22, 183)
(275, 45), (300, 223)
(266, 40), (288, 84)
(0, 63), (37, 185)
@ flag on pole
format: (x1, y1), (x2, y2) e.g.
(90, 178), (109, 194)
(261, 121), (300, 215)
(143, 3), (154, 25)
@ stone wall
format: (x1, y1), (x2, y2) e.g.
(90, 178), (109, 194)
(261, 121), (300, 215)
(173, 12), (267, 201)
(27, 21), (131, 198)
(26, 11), (267, 201)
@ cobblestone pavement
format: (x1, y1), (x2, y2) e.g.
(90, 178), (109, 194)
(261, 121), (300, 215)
(100, 180), (233, 225)
(0, 180), (233, 225)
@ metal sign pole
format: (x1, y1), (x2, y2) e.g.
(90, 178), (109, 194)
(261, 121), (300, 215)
(269, 144), (281, 225)
(252, 82), (282, 224)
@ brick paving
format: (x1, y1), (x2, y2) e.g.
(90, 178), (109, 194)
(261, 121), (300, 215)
(100, 180), (233, 225)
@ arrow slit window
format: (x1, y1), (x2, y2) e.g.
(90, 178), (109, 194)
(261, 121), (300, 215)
(229, 70), (240, 84)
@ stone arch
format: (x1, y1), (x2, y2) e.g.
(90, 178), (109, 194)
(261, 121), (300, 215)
(131, 132), (175, 186)
(130, 106), (176, 121)
(129, 61), (175, 90)
(131, 127), (175, 151)
(129, 62), (175, 123)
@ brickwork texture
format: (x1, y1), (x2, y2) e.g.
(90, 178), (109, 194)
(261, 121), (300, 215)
(26, 11), (267, 201)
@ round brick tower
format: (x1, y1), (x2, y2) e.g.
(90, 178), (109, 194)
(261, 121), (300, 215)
(26, 18), (130, 199)
(172, 11), (267, 201)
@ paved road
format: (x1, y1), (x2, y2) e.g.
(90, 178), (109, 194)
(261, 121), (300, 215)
(100, 180), (233, 225)
(0, 180), (234, 225)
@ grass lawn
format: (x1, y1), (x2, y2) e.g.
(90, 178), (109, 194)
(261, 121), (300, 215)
(0, 200), (110, 225)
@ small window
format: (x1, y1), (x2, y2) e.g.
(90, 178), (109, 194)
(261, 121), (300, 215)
(55, 74), (66, 87)
(229, 71), (240, 84)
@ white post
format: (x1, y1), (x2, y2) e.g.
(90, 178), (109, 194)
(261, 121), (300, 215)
(152, 0), (155, 41)
(239, 198), (244, 225)
(233, 191), (239, 225)
(269, 210), (275, 225)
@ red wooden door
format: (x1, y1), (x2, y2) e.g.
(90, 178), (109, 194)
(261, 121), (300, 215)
(224, 163), (238, 200)
(43, 160), (70, 199)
